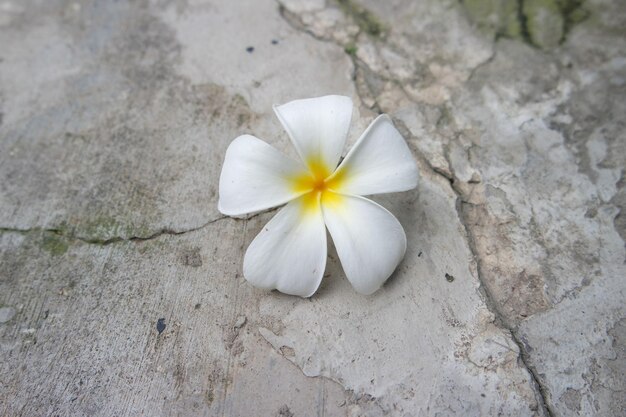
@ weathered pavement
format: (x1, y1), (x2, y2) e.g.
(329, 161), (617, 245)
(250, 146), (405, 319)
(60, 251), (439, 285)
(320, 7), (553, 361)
(0, 0), (624, 416)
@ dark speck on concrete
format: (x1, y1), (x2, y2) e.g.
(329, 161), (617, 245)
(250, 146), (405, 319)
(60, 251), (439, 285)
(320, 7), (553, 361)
(246, 46), (254, 53)
(194, 303), (201, 310)
(418, 251), (422, 257)
(278, 404), (294, 417)
(271, 39), (278, 45)
(157, 318), (166, 334)
(445, 273), (455, 283)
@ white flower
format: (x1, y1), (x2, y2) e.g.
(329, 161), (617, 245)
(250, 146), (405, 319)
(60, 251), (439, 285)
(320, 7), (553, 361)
(218, 95), (418, 297)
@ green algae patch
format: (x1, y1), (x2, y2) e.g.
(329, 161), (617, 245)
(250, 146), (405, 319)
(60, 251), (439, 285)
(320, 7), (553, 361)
(461, 0), (588, 49)
(76, 216), (154, 243)
(558, 0), (589, 32)
(336, 0), (386, 38)
(344, 43), (358, 55)
(462, 0), (521, 38)
(523, 0), (564, 48)
(81, 216), (124, 241)
(41, 233), (69, 256)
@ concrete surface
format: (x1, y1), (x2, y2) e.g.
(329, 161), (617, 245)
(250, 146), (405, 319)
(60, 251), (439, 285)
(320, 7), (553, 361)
(0, 0), (624, 416)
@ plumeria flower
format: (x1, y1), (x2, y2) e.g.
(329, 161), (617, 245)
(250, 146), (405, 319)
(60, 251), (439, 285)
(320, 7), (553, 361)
(218, 95), (418, 297)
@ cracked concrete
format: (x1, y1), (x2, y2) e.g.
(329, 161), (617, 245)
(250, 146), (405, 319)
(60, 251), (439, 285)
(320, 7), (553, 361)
(1, 0), (624, 416)
(0, 216), (229, 245)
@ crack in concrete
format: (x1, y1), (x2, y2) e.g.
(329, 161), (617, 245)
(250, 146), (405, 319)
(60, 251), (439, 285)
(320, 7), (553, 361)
(0, 217), (227, 245)
(410, 128), (555, 417)
(277, 5), (331, 44)
(402, 127), (555, 415)
(0, 211), (271, 246)
(276, 1), (382, 112)
(467, 49), (498, 82)
(510, 331), (555, 417)
(455, 194), (555, 416)
(410, 136), (556, 416)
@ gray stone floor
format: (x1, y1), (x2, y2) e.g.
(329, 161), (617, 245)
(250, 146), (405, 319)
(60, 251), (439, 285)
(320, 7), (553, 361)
(1, 0), (624, 416)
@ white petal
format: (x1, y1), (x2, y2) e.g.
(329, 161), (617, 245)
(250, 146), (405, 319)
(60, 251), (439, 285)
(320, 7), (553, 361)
(322, 194), (406, 295)
(218, 135), (308, 216)
(273, 95), (353, 175)
(243, 193), (327, 297)
(328, 114), (418, 196)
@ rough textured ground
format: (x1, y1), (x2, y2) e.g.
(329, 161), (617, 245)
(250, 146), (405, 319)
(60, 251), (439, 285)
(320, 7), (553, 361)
(0, 0), (624, 416)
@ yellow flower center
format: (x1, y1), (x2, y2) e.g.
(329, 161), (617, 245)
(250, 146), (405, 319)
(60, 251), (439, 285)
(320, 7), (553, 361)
(291, 155), (346, 215)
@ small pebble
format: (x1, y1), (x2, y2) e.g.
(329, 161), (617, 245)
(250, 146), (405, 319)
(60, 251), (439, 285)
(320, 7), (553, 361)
(246, 46), (254, 53)
(156, 318), (166, 334)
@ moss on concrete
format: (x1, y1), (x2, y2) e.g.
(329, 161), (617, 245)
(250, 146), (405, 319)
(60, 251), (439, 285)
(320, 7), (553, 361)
(523, 0), (564, 48)
(461, 0), (588, 49)
(558, 0), (589, 31)
(344, 43), (358, 55)
(41, 233), (69, 256)
(77, 216), (153, 242)
(81, 216), (121, 240)
(336, 0), (385, 38)
(463, 0), (521, 38)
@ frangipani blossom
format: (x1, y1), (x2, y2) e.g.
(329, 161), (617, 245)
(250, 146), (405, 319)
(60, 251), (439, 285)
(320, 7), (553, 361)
(218, 95), (418, 297)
